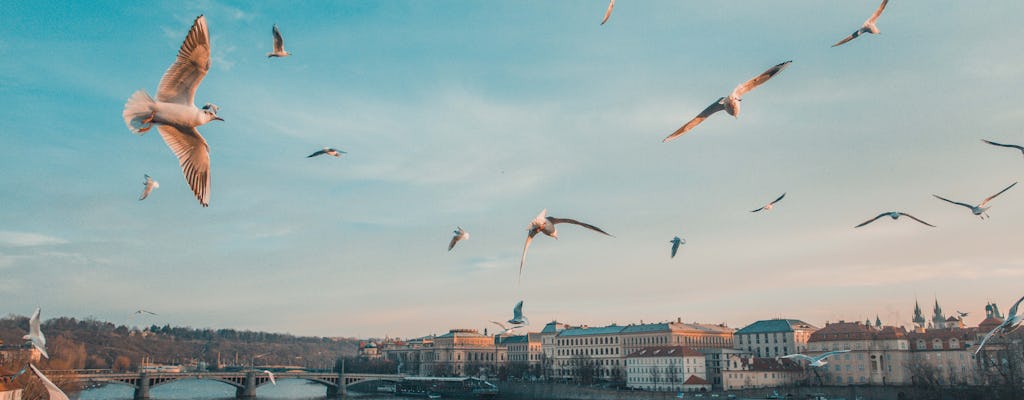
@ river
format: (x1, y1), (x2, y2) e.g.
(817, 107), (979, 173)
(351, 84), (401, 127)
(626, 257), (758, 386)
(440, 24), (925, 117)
(74, 379), (395, 400)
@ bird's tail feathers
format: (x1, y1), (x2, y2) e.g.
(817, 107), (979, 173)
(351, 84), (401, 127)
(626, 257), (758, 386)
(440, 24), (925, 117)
(123, 90), (157, 135)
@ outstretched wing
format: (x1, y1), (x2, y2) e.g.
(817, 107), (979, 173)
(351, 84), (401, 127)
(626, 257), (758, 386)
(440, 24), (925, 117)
(770, 192), (786, 205)
(932, 194), (974, 210)
(1007, 294), (1024, 319)
(980, 182), (1018, 207)
(866, 0), (889, 25)
(780, 354), (814, 362)
(157, 125), (211, 207)
(670, 239), (680, 258)
(263, 370), (277, 385)
(975, 326), (1000, 355)
(547, 217), (612, 236)
(448, 230), (463, 251)
(29, 365), (70, 400)
(600, 0), (614, 25)
(832, 29), (863, 47)
(663, 98), (726, 142)
(519, 228), (540, 283)
(512, 300), (524, 320)
(855, 213), (888, 228)
(981, 139), (1024, 151)
(899, 213), (935, 227)
(816, 350), (851, 361)
(731, 60), (792, 98)
(307, 149), (327, 158)
(157, 15), (211, 105)
(272, 24), (285, 53)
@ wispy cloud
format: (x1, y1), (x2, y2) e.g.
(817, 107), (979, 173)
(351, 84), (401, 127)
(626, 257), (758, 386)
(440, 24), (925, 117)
(0, 231), (67, 247)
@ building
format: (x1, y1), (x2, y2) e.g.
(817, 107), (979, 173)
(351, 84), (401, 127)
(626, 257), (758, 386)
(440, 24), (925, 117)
(806, 321), (911, 386)
(620, 320), (734, 354)
(538, 321), (571, 378)
(625, 346), (708, 392)
(906, 326), (980, 386)
(0, 366), (23, 400)
(733, 319), (818, 358)
(418, 329), (504, 377)
(497, 333), (543, 377)
(552, 324), (625, 381)
(722, 356), (804, 390)
(701, 347), (751, 390)
(358, 341), (382, 360)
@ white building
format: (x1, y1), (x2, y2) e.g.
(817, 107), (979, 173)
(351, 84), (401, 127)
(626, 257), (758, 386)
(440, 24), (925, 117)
(625, 346), (708, 392)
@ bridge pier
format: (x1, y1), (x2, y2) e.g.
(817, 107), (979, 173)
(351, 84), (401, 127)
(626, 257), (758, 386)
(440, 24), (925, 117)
(133, 373), (150, 400)
(326, 369), (346, 398)
(236, 371), (257, 398)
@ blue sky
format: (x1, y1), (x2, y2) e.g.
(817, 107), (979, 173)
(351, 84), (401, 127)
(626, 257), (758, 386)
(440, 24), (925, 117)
(2, 1), (1023, 338)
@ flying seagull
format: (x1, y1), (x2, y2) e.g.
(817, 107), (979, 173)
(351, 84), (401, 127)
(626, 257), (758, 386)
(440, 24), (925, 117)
(29, 364), (69, 400)
(307, 147), (346, 158)
(122, 15), (223, 207)
(751, 193), (786, 212)
(133, 309), (159, 316)
(139, 175), (159, 201)
(267, 24), (290, 58)
(262, 370), (277, 385)
(508, 300), (529, 326)
(520, 209), (612, 281)
(781, 350), (851, 367)
(975, 294), (1024, 355)
(832, 0), (888, 47)
(982, 139), (1024, 157)
(933, 182), (1017, 219)
(448, 226), (469, 251)
(670, 236), (685, 258)
(489, 320), (518, 336)
(855, 211), (935, 228)
(663, 61), (792, 142)
(956, 310), (969, 318)
(601, 0), (614, 25)
(23, 307), (48, 359)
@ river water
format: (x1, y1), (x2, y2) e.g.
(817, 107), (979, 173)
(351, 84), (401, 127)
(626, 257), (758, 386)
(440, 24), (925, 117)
(74, 379), (395, 400)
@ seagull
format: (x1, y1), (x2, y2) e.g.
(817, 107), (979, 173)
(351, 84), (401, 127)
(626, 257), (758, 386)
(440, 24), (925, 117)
(956, 310), (969, 318)
(832, 0), (888, 47)
(975, 294), (1024, 355)
(23, 307), (48, 359)
(933, 182), (1018, 219)
(307, 147), (346, 158)
(448, 226), (469, 251)
(751, 193), (786, 212)
(781, 350), (851, 367)
(519, 209), (612, 281)
(122, 15), (222, 207)
(508, 300), (529, 326)
(29, 365), (69, 400)
(262, 370), (277, 385)
(663, 61), (792, 142)
(489, 320), (518, 336)
(267, 24), (290, 58)
(139, 175), (159, 201)
(855, 211), (935, 228)
(600, 0), (614, 25)
(670, 236), (685, 258)
(982, 139), (1024, 157)
(133, 309), (159, 316)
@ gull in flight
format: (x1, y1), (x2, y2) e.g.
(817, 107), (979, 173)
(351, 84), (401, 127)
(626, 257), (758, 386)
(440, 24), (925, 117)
(855, 211), (934, 228)
(307, 147), (346, 158)
(982, 139), (1024, 157)
(663, 61), (792, 142)
(29, 365), (69, 400)
(122, 15), (223, 207)
(975, 294), (1024, 355)
(267, 24), (290, 58)
(262, 370), (277, 385)
(23, 307), (48, 359)
(600, 0), (614, 25)
(956, 310), (969, 318)
(448, 226), (469, 251)
(520, 209), (612, 281)
(832, 0), (888, 47)
(933, 182), (1017, 219)
(670, 236), (685, 258)
(508, 300), (529, 326)
(139, 175), (159, 201)
(489, 320), (518, 336)
(782, 350), (850, 367)
(751, 193), (786, 212)
(133, 309), (159, 316)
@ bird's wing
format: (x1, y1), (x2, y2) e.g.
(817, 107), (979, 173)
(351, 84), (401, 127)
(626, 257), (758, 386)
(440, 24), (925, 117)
(157, 125), (211, 207)
(771, 192), (786, 205)
(900, 213), (935, 227)
(731, 61), (792, 98)
(981, 139), (1024, 150)
(272, 24), (285, 53)
(671, 240), (679, 258)
(263, 370), (276, 385)
(29, 364), (70, 400)
(157, 15), (211, 105)
(932, 194), (974, 210)
(854, 213), (888, 228)
(975, 326), (1000, 355)
(663, 98), (726, 142)
(751, 206), (766, 213)
(780, 354), (813, 362)
(490, 320), (509, 330)
(307, 150), (326, 158)
(519, 228), (540, 282)
(817, 350), (851, 360)
(448, 233), (460, 251)
(547, 217), (612, 236)
(1007, 294), (1024, 319)
(140, 184), (153, 200)
(512, 300), (524, 320)
(866, 0), (888, 25)
(980, 182), (1018, 207)
(600, 0), (614, 25)
(831, 29), (862, 47)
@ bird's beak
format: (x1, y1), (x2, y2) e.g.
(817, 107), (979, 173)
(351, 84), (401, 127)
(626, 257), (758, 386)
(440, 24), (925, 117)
(214, 117), (225, 121)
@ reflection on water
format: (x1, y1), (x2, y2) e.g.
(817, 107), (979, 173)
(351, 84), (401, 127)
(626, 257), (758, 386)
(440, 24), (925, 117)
(74, 379), (394, 400)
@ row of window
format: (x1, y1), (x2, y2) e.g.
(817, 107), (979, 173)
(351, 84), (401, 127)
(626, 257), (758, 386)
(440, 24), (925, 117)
(557, 347), (620, 356)
(737, 333), (790, 345)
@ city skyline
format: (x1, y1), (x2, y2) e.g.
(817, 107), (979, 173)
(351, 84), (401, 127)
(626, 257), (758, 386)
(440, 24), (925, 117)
(2, 1), (1023, 338)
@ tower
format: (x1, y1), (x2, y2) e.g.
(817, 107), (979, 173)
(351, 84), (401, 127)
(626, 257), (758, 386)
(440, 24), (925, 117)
(932, 298), (946, 329)
(913, 299), (926, 329)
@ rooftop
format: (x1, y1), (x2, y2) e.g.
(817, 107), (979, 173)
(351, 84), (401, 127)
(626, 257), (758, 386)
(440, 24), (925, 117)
(736, 319), (817, 335)
(558, 325), (624, 337)
(627, 346), (704, 358)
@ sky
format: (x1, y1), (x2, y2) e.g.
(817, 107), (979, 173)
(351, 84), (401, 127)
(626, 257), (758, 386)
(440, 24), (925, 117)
(1, 1), (1024, 339)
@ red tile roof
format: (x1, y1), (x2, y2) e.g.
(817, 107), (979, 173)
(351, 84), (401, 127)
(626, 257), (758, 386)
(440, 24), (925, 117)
(809, 321), (907, 342)
(684, 375), (710, 385)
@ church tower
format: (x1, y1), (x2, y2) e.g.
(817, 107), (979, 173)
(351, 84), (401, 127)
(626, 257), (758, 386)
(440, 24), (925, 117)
(932, 298), (947, 329)
(913, 299), (926, 330)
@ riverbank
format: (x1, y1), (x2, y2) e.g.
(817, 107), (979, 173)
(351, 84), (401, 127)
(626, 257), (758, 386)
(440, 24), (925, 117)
(494, 382), (1008, 400)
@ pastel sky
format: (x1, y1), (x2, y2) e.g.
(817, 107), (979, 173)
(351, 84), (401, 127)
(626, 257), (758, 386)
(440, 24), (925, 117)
(2, 1), (1023, 339)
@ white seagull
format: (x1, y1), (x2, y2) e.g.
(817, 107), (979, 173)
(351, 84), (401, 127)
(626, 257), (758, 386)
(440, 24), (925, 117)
(601, 0), (614, 25)
(133, 309), (159, 316)
(975, 294), (1024, 355)
(23, 307), (48, 359)
(508, 300), (529, 326)
(956, 310), (969, 318)
(29, 364), (69, 400)
(832, 0), (888, 47)
(982, 139), (1024, 157)
(489, 320), (518, 336)
(670, 236), (685, 258)
(448, 226), (469, 251)
(751, 193), (786, 213)
(307, 147), (346, 158)
(122, 15), (222, 207)
(855, 211), (934, 228)
(781, 350), (850, 367)
(663, 61), (792, 142)
(933, 182), (1017, 219)
(519, 209), (612, 281)
(262, 370), (277, 385)
(267, 24), (291, 58)
(139, 175), (159, 201)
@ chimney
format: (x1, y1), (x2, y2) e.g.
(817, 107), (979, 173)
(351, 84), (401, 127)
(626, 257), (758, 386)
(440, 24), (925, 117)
(677, 317), (682, 323)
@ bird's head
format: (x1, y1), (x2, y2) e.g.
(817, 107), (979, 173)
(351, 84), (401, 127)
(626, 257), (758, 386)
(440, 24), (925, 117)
(202, 103), (224, 122)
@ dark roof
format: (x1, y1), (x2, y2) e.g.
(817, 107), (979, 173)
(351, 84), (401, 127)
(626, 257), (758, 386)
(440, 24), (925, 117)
(809, 322), (906, 342)
(684, 375), (710, 385)
(540, 321), (572, 334)
(436, 329), (487, 339)
(627, 346), (704, 358)
(558, 325), (624, 337)
(736, 319), (817, 335)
